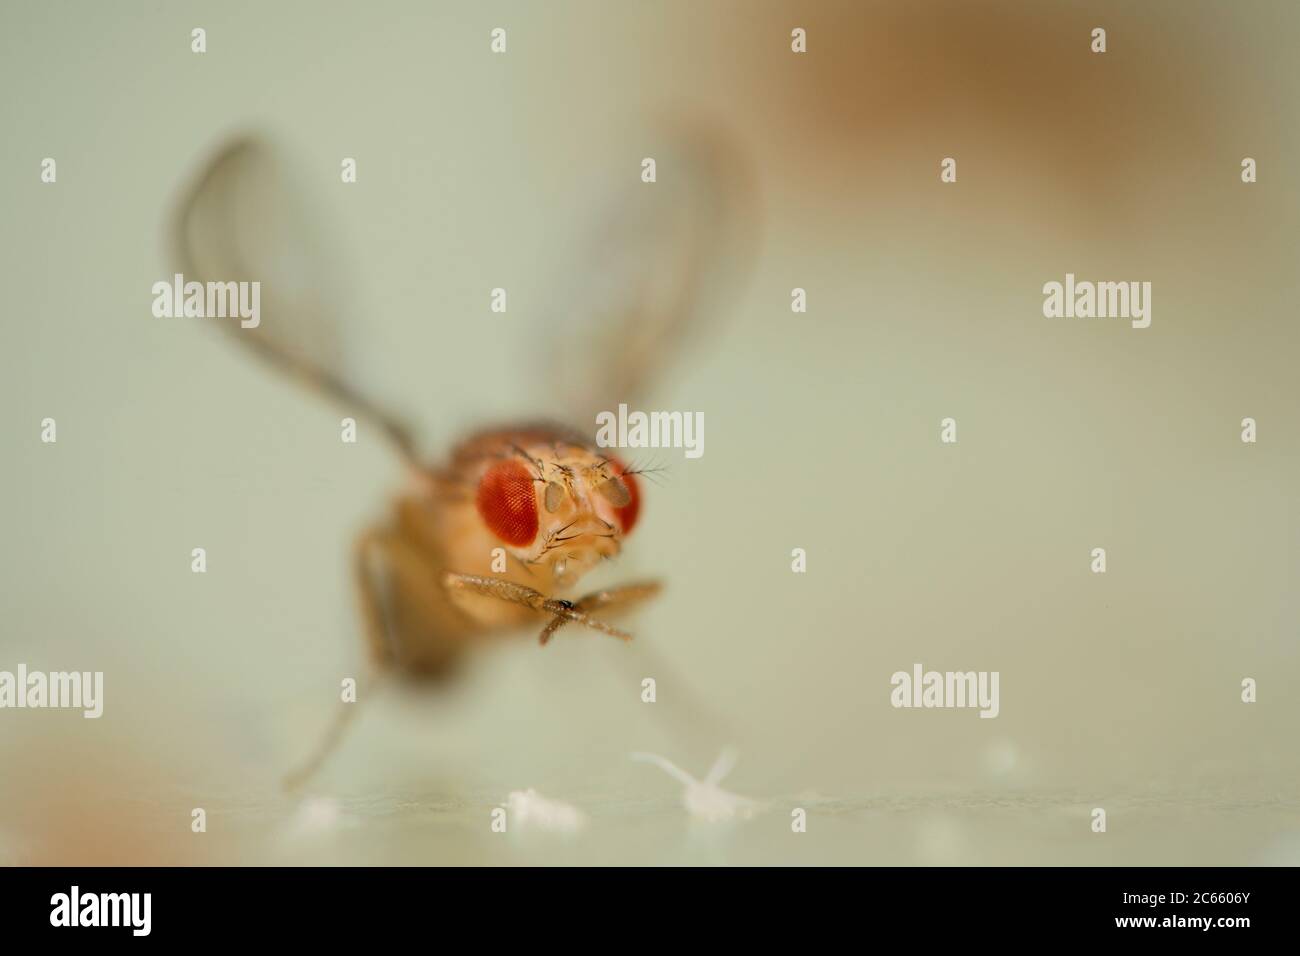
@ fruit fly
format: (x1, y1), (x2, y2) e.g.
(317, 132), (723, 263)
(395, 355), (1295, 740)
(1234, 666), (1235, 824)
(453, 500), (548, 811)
(169, 128), (755, 787)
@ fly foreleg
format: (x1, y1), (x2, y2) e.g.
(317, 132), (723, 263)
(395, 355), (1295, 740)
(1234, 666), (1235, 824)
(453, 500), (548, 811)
(441, 572), (633, 644)
(537, 581), (663, 646)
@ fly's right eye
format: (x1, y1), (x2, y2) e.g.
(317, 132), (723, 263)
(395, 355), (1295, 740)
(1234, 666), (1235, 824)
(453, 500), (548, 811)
(476, 460), (539, 546)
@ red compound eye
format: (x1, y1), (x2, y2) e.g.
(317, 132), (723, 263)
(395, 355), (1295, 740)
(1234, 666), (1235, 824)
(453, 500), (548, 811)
(476, 459), (539, 546)
(608, 459), (641, 535)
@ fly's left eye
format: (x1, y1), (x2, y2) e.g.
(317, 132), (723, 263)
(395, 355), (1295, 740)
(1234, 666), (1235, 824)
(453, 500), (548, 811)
(476, 459), (539, 546)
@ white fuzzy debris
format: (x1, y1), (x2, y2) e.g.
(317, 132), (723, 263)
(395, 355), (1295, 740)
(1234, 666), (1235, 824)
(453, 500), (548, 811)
(284, 796), (343, 840)
(983, 738), (1019, 777)
(631, 749), (758, 823)
(506, 788), (587, 834)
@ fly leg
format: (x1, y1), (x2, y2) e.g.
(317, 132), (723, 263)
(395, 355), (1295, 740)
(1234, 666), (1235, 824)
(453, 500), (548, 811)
(354, 529), (402, 668)
(537, 581), (663, 645)
(283, 531), (394, 791)
(441, 572), (633, 644)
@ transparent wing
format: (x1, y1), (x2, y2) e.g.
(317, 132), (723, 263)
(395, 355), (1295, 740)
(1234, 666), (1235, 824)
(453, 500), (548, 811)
(540, 121), (759, 430)
(169, 135), (419, 465)
(537, 123), (756, 753)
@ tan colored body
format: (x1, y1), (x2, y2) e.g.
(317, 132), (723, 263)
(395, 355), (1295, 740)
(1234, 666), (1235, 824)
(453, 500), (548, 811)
(354, 425), (655, 682)
(282, 425), (659, 787)
(170, 133), (748, 787)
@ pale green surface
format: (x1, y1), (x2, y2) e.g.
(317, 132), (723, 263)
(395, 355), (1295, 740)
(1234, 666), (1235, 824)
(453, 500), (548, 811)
(2, 1), (1299, 865)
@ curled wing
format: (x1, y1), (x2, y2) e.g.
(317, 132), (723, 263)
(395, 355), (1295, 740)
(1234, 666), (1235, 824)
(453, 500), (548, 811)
(540, 121), (760, 431)
(170, 136), (419, 465)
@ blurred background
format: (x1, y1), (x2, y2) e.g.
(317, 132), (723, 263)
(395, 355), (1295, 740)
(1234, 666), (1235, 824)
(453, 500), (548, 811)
(1, 0), (1297, 865)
